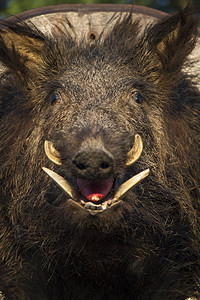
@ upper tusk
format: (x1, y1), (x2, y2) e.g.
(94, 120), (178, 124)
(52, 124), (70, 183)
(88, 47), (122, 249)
(44, 140), (62, 165)
(113, 168), (150, 201)
(126, 134), (143, 166)
(42, 167), (79, 199)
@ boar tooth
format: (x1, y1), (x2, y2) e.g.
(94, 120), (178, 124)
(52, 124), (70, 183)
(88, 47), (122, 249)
(107, 200), (112, 206)
(42, 167), (78, 199)
(81, 200), (86, 206)
(85, 202), (103, 210)
(97, 205), (104, 210)
(126, 134), (143, 166)
(85, 202), (93, 209)
(101, 202), (108, 210)
(44, 140), (62, 166)
(89, 205), (96, 210)
(113, 169), (150, 200)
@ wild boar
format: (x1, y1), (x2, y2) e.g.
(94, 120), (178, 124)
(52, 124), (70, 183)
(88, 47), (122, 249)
(0, 6), (199, 300)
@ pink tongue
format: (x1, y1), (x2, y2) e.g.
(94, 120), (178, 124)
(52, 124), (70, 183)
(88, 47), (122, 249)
(77, 177), (114, 202)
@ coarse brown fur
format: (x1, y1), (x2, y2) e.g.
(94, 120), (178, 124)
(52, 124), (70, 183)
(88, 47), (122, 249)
(0, 6), (199, 300)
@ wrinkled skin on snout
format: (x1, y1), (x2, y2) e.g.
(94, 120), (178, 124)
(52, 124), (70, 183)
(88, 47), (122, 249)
(0, 6), (199, 300)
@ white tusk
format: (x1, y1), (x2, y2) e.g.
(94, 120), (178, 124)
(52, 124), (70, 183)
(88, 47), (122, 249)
(113, 168), (150, 200)
(126, 134), (143, 166)
(44, 140), (62, 166)
(42, 167), (78, 199)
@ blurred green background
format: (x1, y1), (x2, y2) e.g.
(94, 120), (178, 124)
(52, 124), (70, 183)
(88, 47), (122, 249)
(0, 0), (199, 19)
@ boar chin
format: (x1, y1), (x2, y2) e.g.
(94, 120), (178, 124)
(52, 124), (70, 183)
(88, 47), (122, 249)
(42, 134), (150, 215)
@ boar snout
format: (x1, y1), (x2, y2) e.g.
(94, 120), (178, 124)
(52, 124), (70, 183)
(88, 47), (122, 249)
(71, 149), (114, 180)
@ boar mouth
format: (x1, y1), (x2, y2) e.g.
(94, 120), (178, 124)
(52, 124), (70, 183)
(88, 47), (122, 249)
(42, 167), (149, 214)
(42, 134), (150, 215)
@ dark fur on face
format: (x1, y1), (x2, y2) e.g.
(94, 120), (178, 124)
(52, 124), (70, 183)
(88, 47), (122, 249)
(0, 6), (199, 300)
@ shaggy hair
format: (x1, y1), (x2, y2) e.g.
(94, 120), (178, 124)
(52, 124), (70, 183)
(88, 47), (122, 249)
(0, 6), (199, 300)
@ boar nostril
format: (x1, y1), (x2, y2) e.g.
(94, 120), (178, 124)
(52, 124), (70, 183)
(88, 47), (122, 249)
(100, 162), (110, 169)
(76, 163), (88, 170)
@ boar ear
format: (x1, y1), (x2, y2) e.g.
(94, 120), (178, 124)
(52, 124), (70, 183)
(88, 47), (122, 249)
(147, 6), (197, 84)
(0, 23), (46, 84)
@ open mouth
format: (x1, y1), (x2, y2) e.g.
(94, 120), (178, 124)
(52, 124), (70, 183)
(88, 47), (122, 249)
(42, 134), (150, 215)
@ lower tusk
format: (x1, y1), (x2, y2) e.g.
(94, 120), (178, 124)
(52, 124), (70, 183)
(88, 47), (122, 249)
(42, 167), (78, 199)
(113, 168), (150, 201)
(44, 140), (62, 165)
(126, 134), (143, 166)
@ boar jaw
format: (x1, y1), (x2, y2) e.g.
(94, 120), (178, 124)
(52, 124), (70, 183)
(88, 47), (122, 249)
(68, 199), (123, 216)
(42, 167), (149, 215)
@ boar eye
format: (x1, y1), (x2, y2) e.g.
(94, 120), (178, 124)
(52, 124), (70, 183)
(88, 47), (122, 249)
(50, 92), (62, 106)
(129, 91), (142, 105)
